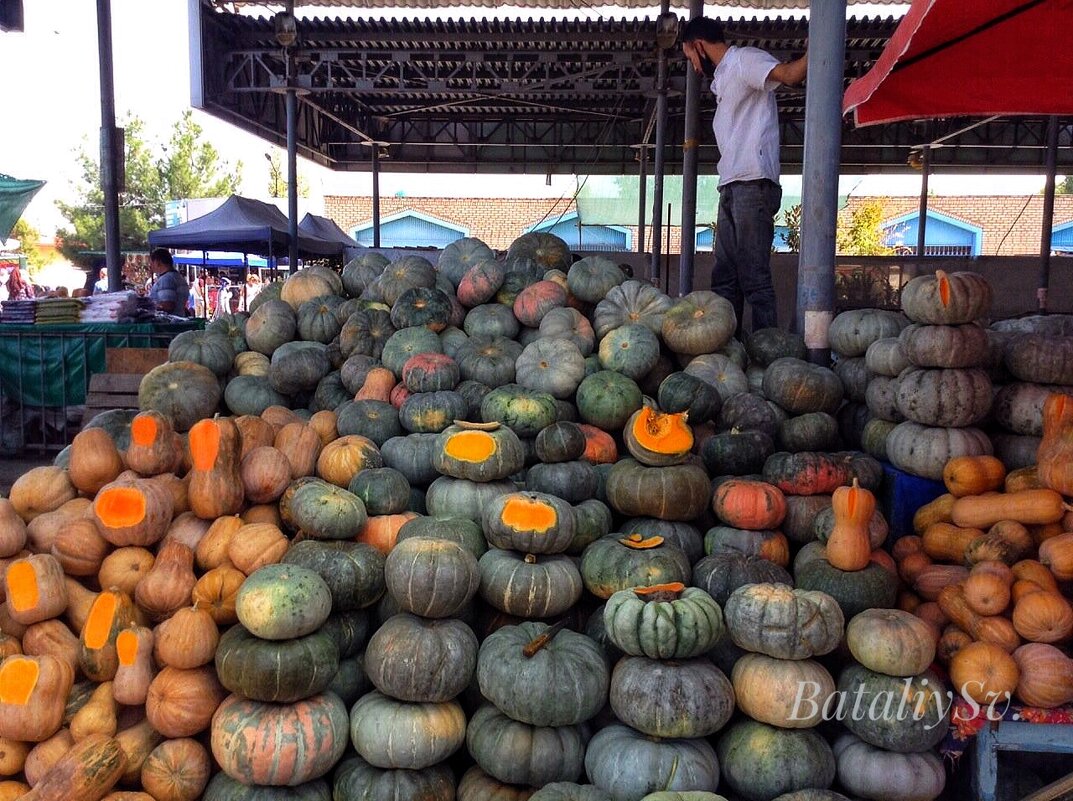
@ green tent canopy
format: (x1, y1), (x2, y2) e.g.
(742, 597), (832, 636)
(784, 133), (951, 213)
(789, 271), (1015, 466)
(0, 173), (45, 241)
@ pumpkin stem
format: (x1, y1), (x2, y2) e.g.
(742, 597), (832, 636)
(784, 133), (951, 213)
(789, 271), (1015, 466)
(522, 619), (568, 658)
(633, 582), (686, 601)
(524, 553), (538, 564)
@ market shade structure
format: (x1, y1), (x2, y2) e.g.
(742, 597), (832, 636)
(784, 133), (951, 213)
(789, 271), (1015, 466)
(0, 173), (45, 241)
(843, 0), (1073, 126)
(147, 195), (343, 258)
(299, 212), (359, 249)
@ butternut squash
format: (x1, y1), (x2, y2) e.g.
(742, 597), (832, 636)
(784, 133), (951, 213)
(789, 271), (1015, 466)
(78, 589), (137, 683)
(20, 733), (125, 801)
(187, 418), (244, 520)
(913, 564), (969, 601)
(913, 493), (956, 534)
(134, 541), (196, 622)
(1039, 532), (1073, 580)
(114, 720), (163, 786)
(0, 500), (27, 559)
(113, 626), (155, 707)
(951, 489), (1066, 530)
(0, 737), (29, 777)
(22, 730), (72, 787)
(69, 682), (117, 742)
(1005, 466), (1043, 493)
(0, 654), (73, 743)
(943, 455), (1006, 497)
(22, 620), (80, 677)
(922, 522), (984, 562)
(827, 479), (874, 572)
(1012, 560), (1060, 593)
(4, 554), (67, 626)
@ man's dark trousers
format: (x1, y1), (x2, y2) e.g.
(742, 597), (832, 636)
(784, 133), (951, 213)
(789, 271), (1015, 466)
(711, 178), (781, 337)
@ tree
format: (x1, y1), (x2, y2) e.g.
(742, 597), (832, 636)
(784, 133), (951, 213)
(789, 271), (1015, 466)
(159, 111), (242, 202)
(266, 151), (309, 199)
(10, 218), (49, 276)
(1057, 176), (1073, 195)
(836, 199), (895, 256)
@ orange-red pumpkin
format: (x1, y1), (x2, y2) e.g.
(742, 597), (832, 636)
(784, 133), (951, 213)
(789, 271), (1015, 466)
(950, 641), (1018, 705)
(145, 666), (227, 738)
(712, 479), (786, 530)
(1037, 393), (1073, 496)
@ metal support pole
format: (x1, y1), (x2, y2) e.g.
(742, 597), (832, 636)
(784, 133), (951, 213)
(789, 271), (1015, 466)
(678, 0), (703, 296)
(1039, 115), (1059, 313)
(796, 0), (847, 365)
(648, 0), (670, 283)
(916, 145), (931, 257)
(371, 146), (382, 248)
(637, 148), (648, 256)
(97, 0), (122, 292)
(286, 86), (299, 273)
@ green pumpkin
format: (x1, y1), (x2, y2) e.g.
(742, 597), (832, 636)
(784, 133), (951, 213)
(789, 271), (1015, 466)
(566, 256), (626, 304)
(700, 429), (773, 478)
(336, 399), (403, 446)
(541, 307), (596, 356)
(279, 478), (367, 540)
(248, 278), (283, 311)
(496, 267), (540, 307)
(381, 433), (441, 486)
(400, 390), (467, 434)
(477, 621), (609, 726)
(482, 491), (576, 554)
(434, 421), (525, 482)
(464, 303), (520, 340)
(372, 256), (437, 307)
(746, 327), (807, 366)
(321, 610), (371, 658)
(211, 692), (349, 786)
(458, 258), (508, 308)
(778, 412), (840, 452)
(580, 533), (692, 600)
(478, 549), (583, 618)
(837, 664), (951, 753)
(282, 540), (386, 611)
(762, 451), (852, 496)
(224, 375), (288, 416)
(769, 793), (850, 801)
(657, 372), (722, 425)
(793, 547), (898, 618)
(763, 358), (844, 415)
(365, 612), (478, 702)
(341, 251), (389, 296)
(139, 361), (222, 432)
(81, 408), (137, 451)
(269, 340), (332, 396)
(575, 371), (642, 430)
(439, 326), (469, 359)
(516, 338), (587, 399)
(390, 286), (453, 332)
(402, 353), (460, 393)
(333, 755), (455, 801)
(168, 328), (235, 376)
(339, 309), (396, 360)
(347, 467), (411, 515)
(610, 656), (734, 738)
(684, 354), (750, 404)
(532, 784), (614, 801)
(598, 323), (660, 381)
(641, 794), (729, 801)
(396, 515), (487, 558)
(425, 476), (517, 522)
(719, 392), (781, 437)
(246, 299), (298, 357)
(593, 279), (672, 339)
(467, 703), (588, 787)
(603, 584), (723, 659)
(215, 624), (339, 703)
(384, 536), (480, 618)
(312, 371), (352, 413)
(481, 384), (558, 437)
(381, 325), (444, 377)
(456, 335), (523, 386)
(327, 655), (369, 706)
(297, 294), (345, 343)
(535, 421), (587, 463)
(206, 311), (249, 353)
(570, 499), (613, 554)
(661, 290), (736, 356)
(585, 724), (720, 800)
(692, 552), (791, 606)
(339, 353), (377, 395)
(622, 519), (703, 564)
(439, 237), (496, 287)
(204, 774), (330, 801)
(525, 461), (598, 504)
(349, 690), (466, 770)
(507, 231), (572, 272)
(235, 563), (333, 641)
(724, 582), (844, 660)
(704, 526), (786, 563)
(717, 720), (837, 801)
(605, 458), (710, 522)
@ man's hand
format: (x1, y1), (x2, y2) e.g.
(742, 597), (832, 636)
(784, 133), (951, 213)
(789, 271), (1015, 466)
(682, 41), (705, 75)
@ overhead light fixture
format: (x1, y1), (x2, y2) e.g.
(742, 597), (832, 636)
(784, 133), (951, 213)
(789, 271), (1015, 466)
(656, 12), (679, 50)
(274, 11), (297, 48)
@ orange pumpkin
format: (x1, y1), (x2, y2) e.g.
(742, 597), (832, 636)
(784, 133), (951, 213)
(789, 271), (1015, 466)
(242, 504), (283, 527)
(1005, 466), (1043, 493)
(937, 625), (973, 663)
(113, 625), (155, 706)
(1012, 643), (1073, 708)
(8, 466), (77, 523)
(153, 606), (219, 670)
(913, 493), (956, 534)
(970, 560), (1014, 585)
(355, 367), (395, 402)
(1012, 559), (1061, 593)
(942, 455), (1005, 497)
(0, 736), (29, 777)
(315, 435), (382, 488)
(50, 519), (111, 578)
(124, 412), (183, 476)
(950, 641), (1019, 705)
(97, 547), (154, 598)
(712, 479), (787, 530)
(187, 418), (244, 520)
(68, 428), (125, 495)
(0, 654), (73, 742)
(356, 512), (418, 555)
(892, 535), (924, 562)
(1037, 393), (1073, 496)
(190, 565), (245, 626)
(898, 551), (933, 585)
(145, 666), (227, 738)
(974, 616), (1022, 654)
(963, 571), (1011, 616)
(226, 523), (288, 575)
(1031, 522), (1066, 545)
(274, 422), (322, 480)
(78, 588), (137, 682)
(4, 554), (67, 625)
(234, 415), (277, 458)
(141, 738), (212, 801)
(134, 540), (197, 622)
(0, 781), (29, 801)
(308, 410), (339, 447)
(1039, 532), (1073, 580)
(914, 601), (948, 633)
(0, 500), (27, 560)
(194, 516), (244, 572)
(921, 522), (984, 562)
(577, 424), (618, 464)
(92, 477), (174, 548)
(1011, 590), (1073, 644)
(240, 446), (292, 504)
(827, 478), (874, 572)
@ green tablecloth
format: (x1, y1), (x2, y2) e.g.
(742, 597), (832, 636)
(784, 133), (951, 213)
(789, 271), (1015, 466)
(0, 321), (201, 407)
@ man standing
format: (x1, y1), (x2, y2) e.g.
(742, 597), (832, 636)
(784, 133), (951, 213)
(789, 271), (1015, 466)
(681, 17), (807, 335)
(93, 267), (109, 294)
(148, 248), (190, 316)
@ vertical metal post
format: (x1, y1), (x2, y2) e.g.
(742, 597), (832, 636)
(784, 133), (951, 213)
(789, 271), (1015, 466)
(1039, 115), (1059, 312)
(97, 0), (122, 292)
(649, 0), (671, 283)
(637, 147), (648, 256)
(286, 86), (299, 273)
(916, 145), (931, 257)
(678, 0), (703, 296)
(371, 145), (382, 248)
(796, 0), (847, 364)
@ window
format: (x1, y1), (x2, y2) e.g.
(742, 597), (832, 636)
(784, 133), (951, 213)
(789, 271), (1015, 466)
(527, 211), (631, 252)
(695, 226), (791, 252)
(882, 210), (983, 257)
(351, 210), (468, 248)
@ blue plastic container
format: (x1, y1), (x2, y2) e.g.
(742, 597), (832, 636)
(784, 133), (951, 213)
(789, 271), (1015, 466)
(879, 461), (946, 544)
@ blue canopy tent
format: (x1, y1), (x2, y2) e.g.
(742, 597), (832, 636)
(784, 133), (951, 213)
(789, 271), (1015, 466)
(300, 212), (362, 263)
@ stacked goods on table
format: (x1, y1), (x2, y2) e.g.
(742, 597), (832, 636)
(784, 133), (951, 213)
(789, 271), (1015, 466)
(3, 238), (1064, 801)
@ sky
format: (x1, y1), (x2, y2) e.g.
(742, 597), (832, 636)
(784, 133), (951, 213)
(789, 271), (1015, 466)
(0, 0), (1049, 235)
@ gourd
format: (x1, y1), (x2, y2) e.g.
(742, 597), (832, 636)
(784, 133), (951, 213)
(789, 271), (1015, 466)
(124, 412), (183, 477)
(190, 567), (243, 626)
(78, 588), (137, 682)
(112, 626), (154, 706)
(963, 571), (1011, 616)
(194, 516), (243, 572)
(0, 654), (73, 742)
(19, 733), (126, 801)
(712, 479), (786, 530)
(69, 682), (117, 741)
(187, 417), (244, 519)
(1012, 643), (1073, 708)
(950, 641), (1019, 705)
(153, 605), (219, 669)
(22, 730), (73, 786)
(826, 479), (873, 572)
(950, 489), (1065, 529)
(67, 428), (125, 495)
(943, 455), (1005, 497)
(0, 500), (27, 559)
(1038, 393), (1073, 495)
(146, 666), (227, 738)
(226, 523), (289, 575)
(134, 541), (197, 622)
(4, 554), (67, 625)
(913, 494), (955, 534)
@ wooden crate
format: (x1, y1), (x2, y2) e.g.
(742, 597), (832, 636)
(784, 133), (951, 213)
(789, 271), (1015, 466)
(82, 374), (143, 426)
(105, 347), (169, 375)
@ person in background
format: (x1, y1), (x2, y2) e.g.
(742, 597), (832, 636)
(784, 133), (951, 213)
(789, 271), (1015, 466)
(244, 272), (262, 311)
(148, 248), (190, 316)
(213, 277), (233, 321)
(93, 266), (109, 294)
(681, 16), (807, 336)
(0, 264), (36, 302)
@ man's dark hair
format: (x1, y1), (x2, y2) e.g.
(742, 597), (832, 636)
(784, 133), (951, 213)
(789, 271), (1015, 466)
(681, 17), (725, 45)
(149, 247), (174, 270)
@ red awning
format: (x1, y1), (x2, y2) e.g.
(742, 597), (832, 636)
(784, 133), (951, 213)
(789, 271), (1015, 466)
(844, 0), (1073, 126)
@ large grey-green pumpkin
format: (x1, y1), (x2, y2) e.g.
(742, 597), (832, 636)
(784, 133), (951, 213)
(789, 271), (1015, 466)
(399, 390), (467, 434)
(837, 664), (951, 753)
(692, 552), (791, 605)
(1004, 333), (1073, 385)
(661, 290), (736, 356)
(456, 335), (523, 386)
(204, 774), (330, 801)
(716, 720), (836, 801)
(865, 337), (910, 377)
(224, 375), (289, 416)
(531, 783), (615, 801)
(215, 624), (339, 703)
(364, 612), (477, 703)
(683, 353), (749, 404)
(516, 338), (587, 399)
(865, 375), (904, 422)
(381, 325), (443, 377)
(384, 536), (480, 618)
(605, 459), (710, 522)
(396, 515), (487, 559)
(139, 360), (222, 432)
(482, 491), (576, 555)
(893, 367), (991, 427)
(833, 357), (872, 403)
(899, 270), (991, 325)
(246, 299), (297, 357)
(297, 295), (345, 343)
(594, 280), (672, 338)
(168, 329), (236, 376)
(603, 584), (722, 659)
(380, 433), (441, 486)
(281, 540), (385, 612)
(611, 656), (734, 738)
(478, 549), (583, 618)
(828, 309), (906, 357)
(336, 399), (402, 446)
(622, 519), (703, 564)
(567, 256), (627, 303)
(481, 384), (559, 437)
(575, 370), (643, 430)
(541, 307), (596, 356)
(280, 478), (368, 541)
(467, 703), (588, 787)
(585, 724), (720, 801)
(425, 476), (516, 522)
(723, 583), (843, 660)
(349, 690), (466, 770)
(899, 322), (989, 368)
(332, 755), (455, 801)
(269, 340), (332, 396)
(884, 421), (993, 480)
(598, 323), (661, 381)
(477, 621), (609, 726)
(581, 534), (692, 600)
(763, 357), (844, 415)
(833, 733), (946, 801)
(993, 382), (1073, 436)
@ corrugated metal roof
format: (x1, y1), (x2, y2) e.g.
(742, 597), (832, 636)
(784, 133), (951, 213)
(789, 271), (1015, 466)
(220, 0), (900, 8)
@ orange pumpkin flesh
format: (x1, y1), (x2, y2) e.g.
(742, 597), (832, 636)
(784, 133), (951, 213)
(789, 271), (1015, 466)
(116, 629), (139, 667)
(0, 657), (38, 706)
(188, 419), (222, 472)
(444, 430), (497, 462)
(937, 271), (951, 307)
(633, 582), (685, 601)
(501, 497), (557, 534)
(619, 533), (664, 550)
(628, 407), (693, 460)
(130, 415), (159, 447)
(96, 487), (148, 529)
(84, 592), (118, 651)
(5, 561), (38, 613)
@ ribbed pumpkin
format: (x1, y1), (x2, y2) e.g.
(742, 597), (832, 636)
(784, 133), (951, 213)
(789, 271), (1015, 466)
(332, 755), (454, 801)
(847, 609), (936, 677)
(950, 641), (1019, 705)
(724, 583), (844, 660)
(763, 358), (844, 415)
(603, 583), (723, 659)
(712, 479), (786, 530)
(718, 721), (837, 801)
(138, 361), (222, 432)
(215, 624), (338, 703)
(585, 724), (720, 801)
(482, 491), (576, 554)
(661, 290), (736, 355)
(466, 702), (587, 787)
(477, 549), (583, 618)
(384, 536), (479, 618)
(610, 655), (733, 739)
(1012, 643), (1073, 708)
(365, 613), (477, 703)
(834, 734), (945, 801)
(732, 653), (835, 728)
(516, 338), (587, 399)
(900, 269), (992, 325)
(146, 665), (227, 738)
(434, 421), (525, 482)
(581, 534), (691, 599)
(348, 691), (466, 770)
(622, 406), (693, 467)
(605, 459), (710, 522)
(838, 664), (950, 752)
